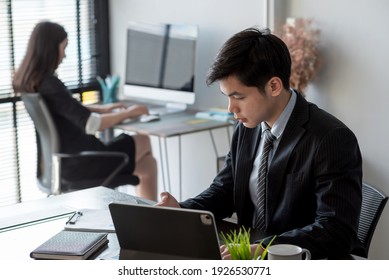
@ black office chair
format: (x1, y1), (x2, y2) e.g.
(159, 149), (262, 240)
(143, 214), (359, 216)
(352, 182), (388, 258)
(21, 93), (139, 195)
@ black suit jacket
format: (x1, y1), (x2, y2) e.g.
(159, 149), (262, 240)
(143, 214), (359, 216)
(181, 93), (362, 259)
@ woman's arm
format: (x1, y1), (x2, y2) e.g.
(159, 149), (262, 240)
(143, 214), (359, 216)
(98, 104), (149, 130)
(85, 102), (126, 114)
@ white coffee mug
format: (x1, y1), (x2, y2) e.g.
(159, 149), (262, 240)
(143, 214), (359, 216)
(267, 244), (311, 260)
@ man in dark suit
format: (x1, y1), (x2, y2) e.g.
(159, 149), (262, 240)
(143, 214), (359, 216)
(157, 27), (362, 259)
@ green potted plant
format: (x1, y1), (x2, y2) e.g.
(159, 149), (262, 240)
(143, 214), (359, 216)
(220, 227), (276, 260)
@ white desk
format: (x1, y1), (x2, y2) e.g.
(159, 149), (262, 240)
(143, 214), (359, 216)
(116, 110), (233, 200)
(0, 187), (361, 260)
(0, 187), (239, 260)
(0, 187), (149, 260)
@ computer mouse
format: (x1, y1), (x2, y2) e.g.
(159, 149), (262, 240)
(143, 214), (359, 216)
(139, 114), (160, 123)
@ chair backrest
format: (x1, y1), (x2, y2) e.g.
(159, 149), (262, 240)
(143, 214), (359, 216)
(21, 93), (59, 193)
(22, 93), (140, 194)
(357, 182), (388, 257)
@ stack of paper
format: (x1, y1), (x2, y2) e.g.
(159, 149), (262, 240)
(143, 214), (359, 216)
(195, 107), (234, 123)
(64, 209), (115, 233)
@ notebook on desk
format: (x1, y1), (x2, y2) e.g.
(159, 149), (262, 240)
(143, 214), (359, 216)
(108, 202), (222, 260)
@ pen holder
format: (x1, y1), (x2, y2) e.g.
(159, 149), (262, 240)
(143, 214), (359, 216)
(97, 75), (120, 104)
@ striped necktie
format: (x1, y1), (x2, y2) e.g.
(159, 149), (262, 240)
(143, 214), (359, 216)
(254, 128), (276, 230)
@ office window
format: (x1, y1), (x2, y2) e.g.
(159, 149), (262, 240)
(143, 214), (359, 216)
(0, 0), (109, 206)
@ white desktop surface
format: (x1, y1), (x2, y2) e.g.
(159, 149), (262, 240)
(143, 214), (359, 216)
(116, 110), (233, 137)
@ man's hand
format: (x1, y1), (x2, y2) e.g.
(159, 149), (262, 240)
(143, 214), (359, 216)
(155, 192), (181, 208)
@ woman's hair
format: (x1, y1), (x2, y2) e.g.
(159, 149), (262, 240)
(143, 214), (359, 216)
(206, 27), (291, 92)
(13, 21), (67, 93)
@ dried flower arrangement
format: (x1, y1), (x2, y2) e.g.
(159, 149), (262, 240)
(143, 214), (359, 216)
(278, 18), (321, 95)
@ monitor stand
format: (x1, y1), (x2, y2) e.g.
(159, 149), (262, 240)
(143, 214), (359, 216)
(148, 102), (187, 115)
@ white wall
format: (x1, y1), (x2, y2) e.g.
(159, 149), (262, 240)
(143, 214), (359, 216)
(278, 0), (389, 259)
(110, 0), (389, 259)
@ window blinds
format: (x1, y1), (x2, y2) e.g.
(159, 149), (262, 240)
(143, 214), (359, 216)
(0, 0), (109, 206)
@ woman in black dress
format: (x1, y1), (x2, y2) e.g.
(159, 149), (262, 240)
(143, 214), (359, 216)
(13, 21), (157, 201)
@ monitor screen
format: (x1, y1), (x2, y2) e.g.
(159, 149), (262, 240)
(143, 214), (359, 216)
(123, 22), (198, 109)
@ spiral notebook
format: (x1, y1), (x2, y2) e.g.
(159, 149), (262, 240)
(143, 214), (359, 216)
(64, 209), (115, 233)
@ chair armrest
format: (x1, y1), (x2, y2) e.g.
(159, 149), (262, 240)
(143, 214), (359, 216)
(55, 151), (128, 161)
(51, 151), (130, 195)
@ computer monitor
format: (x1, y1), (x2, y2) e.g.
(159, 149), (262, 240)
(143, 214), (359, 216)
(123, 21), (198, 113)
